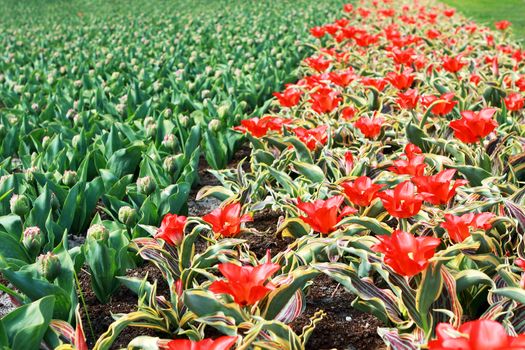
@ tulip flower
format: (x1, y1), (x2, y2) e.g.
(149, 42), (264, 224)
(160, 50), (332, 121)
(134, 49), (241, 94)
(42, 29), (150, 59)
(389, 144), (427, 177)
(372, 230), (440, 277)
(209, 252), (280, 306)
(397, 89), (419, 110)
(378, 181), (423, 218)
(440, 212), (495, 243)
(168, 336), (238, 350)
(328, 69), (356, 87)
(297, 195), (357, 234)
(443, 9), (455, 17)
(449, 108), (498, 143)
(421, 93), (457, 116)
(428, 320), (525, 349)
(354, 115), (384, 139)
(504, 93), (524, 111)
(341, 106), (358, 120)
(203, 202), (253, 238)
(155, 213), (187, 246)
(292, 125), (328, 150)
(495, 20), (512, 30)
(386, 70), (415, 90)
(360, 77), (387, 91)
(344, 151), (354, 175)
(304, 55), (331, 72)
(442, 55), (467, 73)
(309, 86), (341, 114)
(310, 26), (326, 38)
(234, 116), (291, 137)
(340, 176), (384, 207)
(273, 87), (302, 108)
(412, 169), (468, 205)
(388, 47), (416, 66)
(343, 3), (353, 12)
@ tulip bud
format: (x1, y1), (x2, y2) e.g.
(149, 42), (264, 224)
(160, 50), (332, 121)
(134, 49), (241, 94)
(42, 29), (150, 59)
(163, 155), (178, 173)
(10, 194), (30, 217)
(162, 134), (179, 152)
(22, 226), (42, 256)
(87, 224), (109, 242)
(179, 115), (189, 127)
(62, 170), (78, 187)
(50, 193), (60, 211)
(118, 206), (137, 226)
(145, 123), (157, 138)
(209, 119), (221, 132)
(71, 134), (81, 148)
(42, 136), (51, 148)
(137, 176), (156, 195)
(37, 252), (61, 282)
(217, 104), (229, 119)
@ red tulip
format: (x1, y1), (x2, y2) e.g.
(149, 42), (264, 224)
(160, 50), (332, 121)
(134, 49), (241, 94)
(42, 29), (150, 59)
(421, 93), (457, 116)
(428, 320), (525, 350)
(310, 26), (326, 38)
(341, 106), (358, 120)
(309, 86), (342, 114)
(297, 195), (357, 234)
(343, 3), (354, 12)
(361, 77), (388, 91)
(209, 252), (280, 306)
(389, 144), (427, 177)
(234, 116), (291, 137)
(344, 151), (354, 175)
(203, 203), (253, 238)
(168, 336), (238, 350)
(354, 116), (384, 139)
(372, 230), (440, 276)
(386, 70), (415, 90)
(378, 181), (423, 218)
(495, 20), (512, 30)
(341, 176), (384, 207)
(273, 87), (302, 108)
(155, 214), (187, 246)
(442, 56), (467, 73)
(388, 47), (416, 66)
(397, 89), (419, 110)
(329, 69), (356, 87)
(504, 93), (524, 111)
(441, 212), (495, 243)
(443, 8), (455, 17)
(449, 108), (498, 143)
(426, 29), (441, 40)
(304, 55), (332, 72)
(412, 169), (468, 205)
(292, 125), (328, 150)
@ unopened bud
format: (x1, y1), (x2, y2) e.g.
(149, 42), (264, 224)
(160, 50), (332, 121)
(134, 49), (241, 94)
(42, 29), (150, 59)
(37, 252), (61, 282)
(22, 226), (42, 256)
(87, 224), (109, 242)
(62, 170), (78, 187)
(137, 176), (156, 195)
(118, 206), (137, 226)
(10, 194), (30, 217)
(209, 119), (221, 132)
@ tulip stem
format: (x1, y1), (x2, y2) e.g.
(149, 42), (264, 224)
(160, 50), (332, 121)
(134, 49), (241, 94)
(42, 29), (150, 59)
(399, 218), (409, 232)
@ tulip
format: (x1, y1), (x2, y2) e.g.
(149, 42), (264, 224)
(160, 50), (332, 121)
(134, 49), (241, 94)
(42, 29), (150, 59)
(397, 89), (419, 110)
(37, 252), (62, 282)
(341, 106), (358, 120)
(137, 176), (156, 195)
(360, 77), (387, 91)
(504, 93), (524, 111)
(412, 169), (468, 205)
(62, 170), (78, 187)
(22, 226), (43, 257)
(87, 224), (109, 243)
(304, 55), (331, 72)
(328, 69), (356, 87)
(449, 108), (498, 143)
(310, 26), (326, 38)
(389, 144), (427, 177)
(495, 20), (512, 30)
(234, 116), (291, 137)
(296, 195), (357, 234)
(155, 213), (187, 246)
(273, 87), (302, 108)
(440, 212), (494, 243)
(292, 125), (328, 150)
(378, 181), (423, 218)
(428, 320), (525, 349)
(442, 55), (467, 73)
(203, 202), (252, 238)
(386, 70), (415, 90)
(373, 230), (440, 277)
(340, 176), (384, 207)
(354, 116), (384, 139)
(10, 194), (30, 217)
(118, 206), (138, 227)
(209, 252), (280, 306)
(168, 336), (238, 350)
(421, 93), (457, 116)
(309, 86), (341, 114)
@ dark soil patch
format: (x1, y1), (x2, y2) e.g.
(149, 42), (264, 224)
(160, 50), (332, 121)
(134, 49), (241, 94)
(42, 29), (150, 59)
(292, 274), (385, 350)
(79, 264), (168, 349)
(242, 208), (294, 259)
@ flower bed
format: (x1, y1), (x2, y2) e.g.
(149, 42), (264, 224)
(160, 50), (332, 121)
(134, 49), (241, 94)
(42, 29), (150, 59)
(1, 0), (525, 349)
